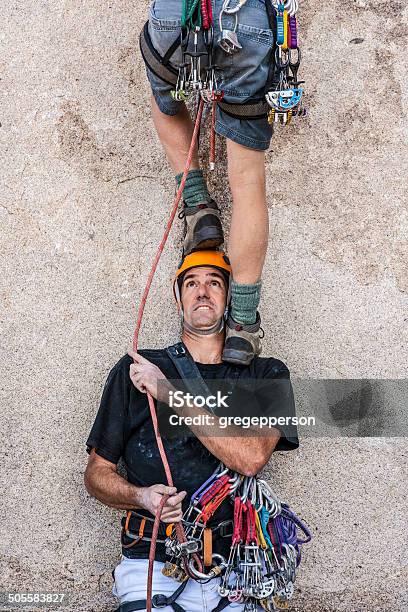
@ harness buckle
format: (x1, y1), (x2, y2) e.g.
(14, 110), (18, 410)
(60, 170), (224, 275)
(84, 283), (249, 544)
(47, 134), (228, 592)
(174, 345), (186, 357)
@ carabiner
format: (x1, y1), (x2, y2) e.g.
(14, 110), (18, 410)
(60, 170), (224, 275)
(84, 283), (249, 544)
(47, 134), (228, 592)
(272, 0), (298, 17)
(289, 46), (301, 69)
(222, 0), (248, 15)
(275, 47), (290, 70)
(249, 478), (258, 508)
(217, 463), (229, 477)
(240, 476), (253, 503)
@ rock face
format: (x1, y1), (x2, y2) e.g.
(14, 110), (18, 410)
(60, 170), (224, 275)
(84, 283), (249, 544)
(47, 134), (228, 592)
(0, 1), (407, 610)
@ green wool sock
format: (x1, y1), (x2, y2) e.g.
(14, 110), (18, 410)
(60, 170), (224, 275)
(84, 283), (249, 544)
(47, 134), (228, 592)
(230, 279), (262, 326)
(175, 169), (212, 208)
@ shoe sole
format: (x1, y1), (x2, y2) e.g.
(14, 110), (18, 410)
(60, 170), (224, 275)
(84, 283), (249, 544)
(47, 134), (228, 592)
(222, 348), (253, 366)
(185, 227), (224, 254)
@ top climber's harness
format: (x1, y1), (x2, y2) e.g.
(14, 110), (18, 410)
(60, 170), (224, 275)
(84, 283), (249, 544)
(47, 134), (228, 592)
(139, 0), (307, 122)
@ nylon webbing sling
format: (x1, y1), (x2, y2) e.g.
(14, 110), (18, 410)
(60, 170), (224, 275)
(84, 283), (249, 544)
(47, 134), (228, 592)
(166, 342), (216, 412)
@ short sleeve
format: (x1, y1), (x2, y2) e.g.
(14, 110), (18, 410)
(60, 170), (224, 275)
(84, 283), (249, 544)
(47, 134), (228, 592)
(256, 360), (300, 452)
(86, 359), (130, 464)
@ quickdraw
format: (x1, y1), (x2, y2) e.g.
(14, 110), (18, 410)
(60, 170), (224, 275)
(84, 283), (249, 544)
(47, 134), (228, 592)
(265, 0), (308, 126)
(161, 463), (312, 611)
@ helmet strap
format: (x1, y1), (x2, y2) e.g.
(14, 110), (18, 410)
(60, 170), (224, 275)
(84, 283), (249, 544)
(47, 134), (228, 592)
(180, 312), (225, 336)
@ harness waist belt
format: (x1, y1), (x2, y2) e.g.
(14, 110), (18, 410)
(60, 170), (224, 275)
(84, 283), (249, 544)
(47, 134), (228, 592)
(122, 510), (234, 544)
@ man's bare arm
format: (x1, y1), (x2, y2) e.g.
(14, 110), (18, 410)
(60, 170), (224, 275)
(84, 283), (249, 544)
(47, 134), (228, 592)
(84, 449), (186, 521)
(84, 449), (145, 509)
(192, 425), (280, 478)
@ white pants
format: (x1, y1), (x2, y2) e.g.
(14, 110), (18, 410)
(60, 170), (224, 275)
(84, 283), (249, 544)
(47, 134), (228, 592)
(112, 556), (248, 611)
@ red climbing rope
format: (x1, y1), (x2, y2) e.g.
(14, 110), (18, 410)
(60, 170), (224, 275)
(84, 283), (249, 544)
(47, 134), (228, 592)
(132, 99), (204, 352)
(210, 100), (217, 171)
(131, 99), (204, 612)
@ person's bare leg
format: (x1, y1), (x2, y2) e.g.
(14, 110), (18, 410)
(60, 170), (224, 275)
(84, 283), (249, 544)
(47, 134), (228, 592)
(227, 139), (269, 284)
(221, 139), (268, 363)
(151, 95), (223, 254)
(151, 95), (199, 174)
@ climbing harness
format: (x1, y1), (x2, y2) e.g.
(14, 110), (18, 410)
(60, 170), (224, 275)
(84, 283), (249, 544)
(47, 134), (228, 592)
(119, 462), (312, 611)
(140, 0), (307, 127)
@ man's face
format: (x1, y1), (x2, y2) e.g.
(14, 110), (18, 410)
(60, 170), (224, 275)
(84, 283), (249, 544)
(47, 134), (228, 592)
(180, 266), (227, 330)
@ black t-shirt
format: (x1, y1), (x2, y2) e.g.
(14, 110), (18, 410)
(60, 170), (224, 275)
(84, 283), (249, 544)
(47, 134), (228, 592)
(86, 349), (299, 560)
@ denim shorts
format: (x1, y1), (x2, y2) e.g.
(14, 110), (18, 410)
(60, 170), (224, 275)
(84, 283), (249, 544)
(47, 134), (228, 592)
(145, 0), (275, 151)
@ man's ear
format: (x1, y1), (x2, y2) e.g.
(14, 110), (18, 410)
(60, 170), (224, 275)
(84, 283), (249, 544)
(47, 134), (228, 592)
(172, 278), (183, 312)
(178, 289), (184, 313)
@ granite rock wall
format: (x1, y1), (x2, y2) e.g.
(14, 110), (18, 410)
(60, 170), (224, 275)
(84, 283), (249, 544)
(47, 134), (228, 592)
(1, 1), (407, 610)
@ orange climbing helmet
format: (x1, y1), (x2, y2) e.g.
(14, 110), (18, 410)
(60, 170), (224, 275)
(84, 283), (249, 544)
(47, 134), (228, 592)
(176, 250), (231, 280)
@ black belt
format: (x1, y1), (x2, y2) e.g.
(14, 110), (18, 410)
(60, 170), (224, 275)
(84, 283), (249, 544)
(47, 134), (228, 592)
(115, 579), (189, 612)
(121, 511), (168, 547)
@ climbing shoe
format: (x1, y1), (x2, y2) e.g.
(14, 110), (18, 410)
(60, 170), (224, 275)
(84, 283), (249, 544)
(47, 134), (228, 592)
(222, 312), (263, 366)
(179, 200), (224, 256)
